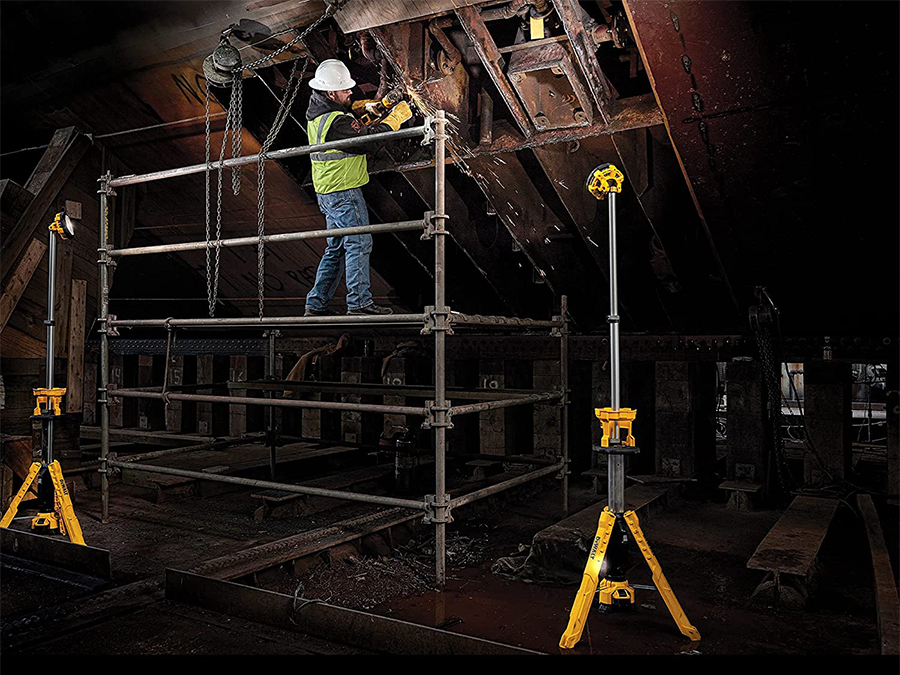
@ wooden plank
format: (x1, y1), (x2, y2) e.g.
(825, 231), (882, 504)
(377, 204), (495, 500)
(52, 239), (74, 358)
(65, 279), (87, 413)
(747, 496), (839, 577)
(109, 354), (124, 427)
(165, 355), (184, 432)
(137, 355), (155, 430)
(1, 465), (12, 511)
(229, 355), (248, 437)
(1, 435), (36, 500)
(0, 179), (34, 244)
(857, 494), (900, 655)
(190, 508), (422, 581)
(0, 238), (47, 334)
(2, 129), (91, 283)
(80, 426), (215, 446)
(83, 350), (97, 425)
(25, 127), (77, 195)
(196, 355), (214, 436)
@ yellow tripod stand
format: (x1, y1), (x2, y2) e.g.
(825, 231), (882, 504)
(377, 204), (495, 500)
(559, 506), (699, 648)
(0, 457), (85, 545)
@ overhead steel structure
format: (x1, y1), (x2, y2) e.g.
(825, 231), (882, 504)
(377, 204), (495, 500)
(96, 112), (570, 587)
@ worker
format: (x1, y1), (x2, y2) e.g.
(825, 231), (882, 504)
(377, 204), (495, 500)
(304, 59), (412, 316)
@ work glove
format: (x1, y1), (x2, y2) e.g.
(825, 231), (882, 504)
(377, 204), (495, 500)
(381, 101), (412, 131)
(351, 99), (381, 115)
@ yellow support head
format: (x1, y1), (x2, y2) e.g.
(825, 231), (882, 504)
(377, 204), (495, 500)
(595, 407), (636, 448)
(586, 163), (624, 201)
(33, 387), (66, 416)
(598, 579), (635, 606)
(34, 387), (66, 416)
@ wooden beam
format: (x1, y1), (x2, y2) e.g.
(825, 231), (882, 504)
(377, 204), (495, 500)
(25, 127), (77, 195)
(0, 238), (47, 334)
(196, 355), (214, 436)
(165, 355), (184, 433)
(65, 280), (87, 413)
(1, 128), (91, 283)
(83, 351), (97, 425)
(0, 326), (46, 359)
(456, 5), (533, 138)
(53, 239), (74, 358)
(229, 355), (248, 438)
(857, 494), (900, 655)
(0, 179), (34, 243)
(80, 426), (214, 446)
(110, 354), (124, 427)
(1, 435), (36, 501)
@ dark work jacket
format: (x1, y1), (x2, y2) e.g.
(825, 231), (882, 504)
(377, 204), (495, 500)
(305, 90), (392, 156)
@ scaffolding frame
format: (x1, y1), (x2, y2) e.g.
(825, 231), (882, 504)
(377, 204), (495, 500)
(96, 112), (570, 587)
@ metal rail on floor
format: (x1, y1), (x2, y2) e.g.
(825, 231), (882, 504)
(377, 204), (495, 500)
(96, 111), (570, 588)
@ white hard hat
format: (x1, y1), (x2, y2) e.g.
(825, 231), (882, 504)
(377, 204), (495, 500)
(308, 59), (356, 91)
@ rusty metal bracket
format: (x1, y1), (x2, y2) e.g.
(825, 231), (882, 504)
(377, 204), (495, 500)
(556, 456), (571, 480)
(421, 116), (435, 146)
(550, 314), (563, 337)
(421, 210), (436, 240)
(106, 315), (120, 337)
(97, 172), (117, 197)
(423, 493), (453, 524)
(421, 305), (453, 336)
(422, 399), (453, 430)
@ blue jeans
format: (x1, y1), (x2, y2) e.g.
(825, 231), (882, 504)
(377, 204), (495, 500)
(306, 187), (374, 311)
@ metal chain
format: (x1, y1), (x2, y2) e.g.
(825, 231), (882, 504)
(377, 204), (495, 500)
(243, 1), (343, 71)
(230, 73), (243, 195)
(201, 0), (344, 319)
(204, 77), (215, 317)
(256, 55), (308, 318)
(203, 68), (246, 316)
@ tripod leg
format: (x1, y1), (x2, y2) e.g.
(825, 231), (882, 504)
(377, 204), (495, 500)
(0, 462), (41, 529)
(47, 461), (85, 545)
(623, 510), (700, 641)
(559, 507), (617, 649)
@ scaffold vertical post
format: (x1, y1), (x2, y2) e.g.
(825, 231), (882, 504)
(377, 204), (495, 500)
(98, 172), (113, 523)
(433, 110), (449, 589)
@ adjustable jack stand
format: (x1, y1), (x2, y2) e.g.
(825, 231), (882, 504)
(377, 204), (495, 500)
(559, 165), (699, 649)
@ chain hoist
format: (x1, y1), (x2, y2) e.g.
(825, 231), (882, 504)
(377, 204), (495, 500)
(202, 0), (345, 318)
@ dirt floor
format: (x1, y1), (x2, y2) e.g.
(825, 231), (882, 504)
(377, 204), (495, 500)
(1, 450), (894, 655)
(257, 487), (887, 655)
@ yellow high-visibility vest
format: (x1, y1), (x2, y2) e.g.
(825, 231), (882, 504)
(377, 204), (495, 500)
(307, 111), (368, 194)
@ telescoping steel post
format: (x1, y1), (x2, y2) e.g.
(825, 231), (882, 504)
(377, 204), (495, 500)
(607, 190), (623, 513)
(432, 111), (449, 589)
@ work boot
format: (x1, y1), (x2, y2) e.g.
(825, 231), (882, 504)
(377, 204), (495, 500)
(347, 304), (394, 316)
(304, 306), (334, 317)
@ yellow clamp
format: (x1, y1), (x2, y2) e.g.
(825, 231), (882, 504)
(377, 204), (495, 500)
(33, 387), (66, 416)
(595, 407), (636, 447)
(586, 163), (624, 201)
